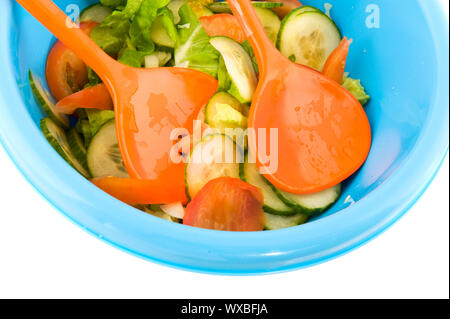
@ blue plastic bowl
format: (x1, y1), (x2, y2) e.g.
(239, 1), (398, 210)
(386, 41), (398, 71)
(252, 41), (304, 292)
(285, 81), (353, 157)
(0, 0), (448, 275)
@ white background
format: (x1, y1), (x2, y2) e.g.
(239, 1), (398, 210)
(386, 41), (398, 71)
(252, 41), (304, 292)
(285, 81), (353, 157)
(0, 2), (448, 300)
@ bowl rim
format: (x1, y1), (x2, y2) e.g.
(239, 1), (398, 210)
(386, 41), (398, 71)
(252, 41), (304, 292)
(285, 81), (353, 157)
(0, 0), (448, 275)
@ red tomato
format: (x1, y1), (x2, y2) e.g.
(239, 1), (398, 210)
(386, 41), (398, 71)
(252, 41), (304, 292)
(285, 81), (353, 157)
(322, 37), (352, 84)
(78, 21), (98, 35)
(200, 14), (246, 43)
(184, 177), (265, 231)
(91, 176), (188, 205)
(267, 0), (302, 18)
(55, 83), (113, 114)
(46, 22), (98, 101)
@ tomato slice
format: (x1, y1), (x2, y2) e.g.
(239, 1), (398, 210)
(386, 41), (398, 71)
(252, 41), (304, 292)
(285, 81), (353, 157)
(78, 21), (98, 35)
(91, 176), (188, 205)
(184, 177), (265, 231)
(56, 83), (113, 114)
(200, 14), (246, 43)
(322, 37), (352, 84)
(266, 0), (302, 18)
(46, 22), (98, 101)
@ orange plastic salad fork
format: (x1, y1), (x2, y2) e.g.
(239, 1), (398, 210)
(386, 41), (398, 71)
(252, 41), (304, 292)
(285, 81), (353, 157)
(16, 0), (218, 202)
(227, 0), (372, 194)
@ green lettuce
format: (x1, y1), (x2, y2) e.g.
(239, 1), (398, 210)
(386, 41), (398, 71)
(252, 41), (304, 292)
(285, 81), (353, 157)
(90, 0), (145, 55)
(76, 109), (115, 147)
(342, 77), (370, 106)
(174, 3), (219, 77)
(100, 0), (127, 10)
(75, 119), (92, 147)
(217, 56), (231, 91)
(93, 0), (174, 67)
(90, 15), (130, 55)
(118, 48), (149, 67)
(86, 109), (116, 137)
(241, 40), (259, 74)
(158, 7), (179, 45)
(130, 0), (170, 52)
(117, 36), (146, 67)
(84, 66), (102, 88)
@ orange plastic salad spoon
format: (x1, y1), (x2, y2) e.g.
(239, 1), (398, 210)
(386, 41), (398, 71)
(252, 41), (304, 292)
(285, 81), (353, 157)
(17, 0), (218, 202)
(227, 0), (372, 194)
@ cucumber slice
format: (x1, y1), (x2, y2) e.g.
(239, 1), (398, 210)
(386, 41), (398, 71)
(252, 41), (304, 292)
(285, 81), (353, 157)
(75, 119), (92, 147)
(277, 10), (341, 71)
(145, 51), (172, 68)
(205, 92), (248, 149)
(80, 3), (112, 23)
(186, 134), (243, 199)
(86, 120), (129, 178)
(274, 184), (342, 216)
(150, 16), (176, 48)
(143, 206), (180, 223)
(190, 4), (214, 18)
(40, 117), (90, 178)
(67, 128), (88, 170)
(206, 103), (247, 129)
(169, 0), (214, 24)
(240, 155), (295, 215)
(155, 51), (172, 66)
(205, 92), (247, 128)
(293, 5), (321, 15)
(144, 55), (160, 68)
(264, 212), (308, 230)
(210, 36), (257, 103)
(209, 1), (283, 14)
(255, 8), (281, 44)
(29, 71), (69, 129)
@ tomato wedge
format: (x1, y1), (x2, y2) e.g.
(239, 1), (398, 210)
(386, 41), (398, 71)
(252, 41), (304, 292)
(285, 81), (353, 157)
(200, 14), (246, 43)
(322, 37), (352, 84)
(265, 0), (302, 18)
(46, 22), (98, 101)
(91, 176), (188, 205)
(184, 177), (265, 231)
(56, 83), (113, 114)
(78, 21), (98, 35)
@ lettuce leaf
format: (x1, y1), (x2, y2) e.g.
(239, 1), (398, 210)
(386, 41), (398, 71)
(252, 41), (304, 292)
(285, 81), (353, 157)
(75, 109), (115, 147)
(118, 48), (149, 67)
(241, 40), (259, 74)
(217, 56), (231, 91)
(90, 0), (145, 55)
(86, 109), (116, 137)
(92, 0), (173, 67)
(74, 109), (90, 147)
(84, 66), (102, 88)
(158, 7), (179, 45)
(100, 0), (127, 10)
(76, 119), (92, 147)
(174, 3), (219, 77)
(90, 14), (130, 55)
(130, 0), (170, 52)
(342, 77), (370, 106)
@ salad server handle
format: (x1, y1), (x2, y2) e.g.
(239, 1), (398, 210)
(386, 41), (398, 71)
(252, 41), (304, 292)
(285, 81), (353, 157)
(226, 0), (280, 70)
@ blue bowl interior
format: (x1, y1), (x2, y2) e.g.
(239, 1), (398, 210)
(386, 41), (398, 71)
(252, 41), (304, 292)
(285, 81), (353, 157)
(11, 0), (439, 217)
(2, 0), (448, 274)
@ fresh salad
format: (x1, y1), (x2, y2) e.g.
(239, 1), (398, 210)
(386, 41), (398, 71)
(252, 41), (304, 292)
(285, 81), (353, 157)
(31, 0), (370, 231)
